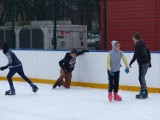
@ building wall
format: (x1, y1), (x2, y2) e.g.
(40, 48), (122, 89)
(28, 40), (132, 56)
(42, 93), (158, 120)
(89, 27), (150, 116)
(100, 0), (160, 51)
(0, 24), (87, 50)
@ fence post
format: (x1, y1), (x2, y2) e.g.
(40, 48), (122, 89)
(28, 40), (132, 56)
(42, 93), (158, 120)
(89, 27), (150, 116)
(103, 0), (107, 50)
(52, 0), (57, 49)
(11, 0), (16, 48)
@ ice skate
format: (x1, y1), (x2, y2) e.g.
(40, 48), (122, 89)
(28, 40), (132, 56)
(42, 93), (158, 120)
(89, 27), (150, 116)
(136, 90), (148, 99)
(52, 80), (64, 89)
(108, 92), (113, 102)
(53, 81), (59, 89)
(52, 80), (62, 89)
(5, 90), (16, 95)
(32, 84), (39, 93)
(114, 92), (122, 101)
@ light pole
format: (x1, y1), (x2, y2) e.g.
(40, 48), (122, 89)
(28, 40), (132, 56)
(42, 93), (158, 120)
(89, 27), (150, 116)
(103, 0), (107, 50)
(11, 0), (16, 48)
(52, 0), (57, 50)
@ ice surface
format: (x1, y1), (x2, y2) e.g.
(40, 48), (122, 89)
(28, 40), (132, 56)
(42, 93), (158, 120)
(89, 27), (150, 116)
(0, 81), (160, 120)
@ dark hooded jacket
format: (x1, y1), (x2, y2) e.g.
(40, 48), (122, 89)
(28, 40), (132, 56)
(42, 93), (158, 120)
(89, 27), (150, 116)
(59, 50), (87, 72)
(130, 40), (151, 65)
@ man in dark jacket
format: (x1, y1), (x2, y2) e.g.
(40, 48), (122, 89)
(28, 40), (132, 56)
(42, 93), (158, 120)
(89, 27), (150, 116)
(53, 49), (88, 89)
(0, 43), (38, 95)
(130, 32), (151, 99)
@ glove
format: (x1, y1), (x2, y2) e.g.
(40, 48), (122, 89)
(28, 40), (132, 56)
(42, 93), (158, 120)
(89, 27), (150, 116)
(125, 68), (129, 74)
(0, 66), (8, 71)
(149, 62), (152, 68)
(109, 70), (114, 76)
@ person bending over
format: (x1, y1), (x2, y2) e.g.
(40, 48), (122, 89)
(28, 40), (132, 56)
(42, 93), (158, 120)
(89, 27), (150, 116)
(53, 49), (88, 89)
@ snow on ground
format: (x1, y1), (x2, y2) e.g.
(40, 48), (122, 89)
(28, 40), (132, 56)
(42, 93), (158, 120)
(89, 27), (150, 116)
(0, 81), (160, 120)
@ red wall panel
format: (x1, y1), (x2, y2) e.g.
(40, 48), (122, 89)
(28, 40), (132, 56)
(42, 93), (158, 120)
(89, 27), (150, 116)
(155, 1), (160, 51)
(100, 0), (160, 51)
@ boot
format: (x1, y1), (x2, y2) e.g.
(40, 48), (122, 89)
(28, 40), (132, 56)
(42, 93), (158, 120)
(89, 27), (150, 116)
(114, 92), (122, 101)
(52, 80), (64, 89)
(53, 81), (59, 89)
(5, 89), (16, 95)
(108, 92), (113, 102)
(136, 90), (148, 99)
(31, 84), (39, 93)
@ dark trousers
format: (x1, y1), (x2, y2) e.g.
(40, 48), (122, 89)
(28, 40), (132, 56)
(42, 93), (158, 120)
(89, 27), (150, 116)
(139, 63), (149, 91)
(7, 65), (33, 91)
(108, 71), (120, 93)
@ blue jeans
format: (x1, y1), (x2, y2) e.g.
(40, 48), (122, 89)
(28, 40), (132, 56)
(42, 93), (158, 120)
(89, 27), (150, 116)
(7, 65), (33, 91)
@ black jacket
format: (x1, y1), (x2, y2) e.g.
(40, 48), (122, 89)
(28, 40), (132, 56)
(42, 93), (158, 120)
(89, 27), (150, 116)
(130, 40), (151, 65)
(59, 50), (88, 72)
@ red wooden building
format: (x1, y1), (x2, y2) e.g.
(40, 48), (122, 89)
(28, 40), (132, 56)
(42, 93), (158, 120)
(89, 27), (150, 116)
(100, 0), (160, 51)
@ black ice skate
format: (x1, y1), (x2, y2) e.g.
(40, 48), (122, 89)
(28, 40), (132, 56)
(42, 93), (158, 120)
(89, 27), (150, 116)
(32, 85), (39, 93)
(5, 90), (16, 95)
(52, 80), (63, 89)
(52, 81), (59, 89)
(136, 90), (148, 99)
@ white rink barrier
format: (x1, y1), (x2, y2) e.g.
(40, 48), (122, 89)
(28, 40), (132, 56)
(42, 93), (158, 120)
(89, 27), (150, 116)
(0, 50), (159, 92)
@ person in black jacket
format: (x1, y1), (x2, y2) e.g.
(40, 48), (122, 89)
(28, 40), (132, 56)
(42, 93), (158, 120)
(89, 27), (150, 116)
(53, 49), (88, 89)
(129, 32), (151, 99)
(0, 43), (38, 95)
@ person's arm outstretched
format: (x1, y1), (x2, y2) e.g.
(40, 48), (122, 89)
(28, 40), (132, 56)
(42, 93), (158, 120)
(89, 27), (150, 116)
(77, 50), (89, 56)
(122, 53), (129, 73)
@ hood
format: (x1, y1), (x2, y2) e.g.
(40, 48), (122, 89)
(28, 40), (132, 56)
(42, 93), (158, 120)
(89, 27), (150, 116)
(137, 40), (145, 46)
(111, 40), (118, 50)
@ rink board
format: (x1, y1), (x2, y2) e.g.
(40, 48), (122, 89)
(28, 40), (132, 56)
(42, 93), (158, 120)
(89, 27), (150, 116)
(0, 50), (159, 93)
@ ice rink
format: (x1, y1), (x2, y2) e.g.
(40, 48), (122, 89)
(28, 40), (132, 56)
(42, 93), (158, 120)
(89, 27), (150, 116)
(0, 81), (160, 120)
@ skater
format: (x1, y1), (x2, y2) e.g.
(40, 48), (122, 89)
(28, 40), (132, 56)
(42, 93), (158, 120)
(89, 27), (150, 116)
(107, 40), (129, 102)
(129, 32), (151, 99)
(0, 43), (38, 95)
(53, 49), (88, 89)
